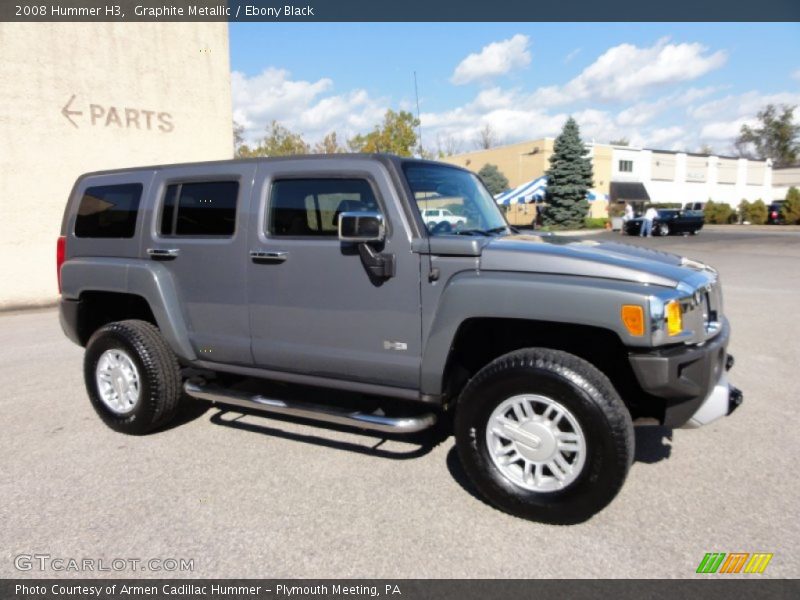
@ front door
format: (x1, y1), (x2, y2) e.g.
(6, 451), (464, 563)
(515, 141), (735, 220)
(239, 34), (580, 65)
(247, 160), (422, 389)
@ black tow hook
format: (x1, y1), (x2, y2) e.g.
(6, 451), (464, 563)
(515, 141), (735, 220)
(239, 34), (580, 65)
(728, 386), (743, 416)
(725, 353), (735, 371)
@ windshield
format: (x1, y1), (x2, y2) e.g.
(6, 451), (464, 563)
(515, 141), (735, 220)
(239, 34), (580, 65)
(403, 163), (508, 236)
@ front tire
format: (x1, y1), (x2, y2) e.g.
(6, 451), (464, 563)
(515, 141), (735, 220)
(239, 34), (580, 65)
(454, 348), (634, 524)
(657, 222), (670, 236)
(84, 320), (182, 435)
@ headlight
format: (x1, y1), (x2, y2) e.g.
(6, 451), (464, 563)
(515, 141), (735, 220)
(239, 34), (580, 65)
(649, 295), (688, 341)
(665, 300), (683, 336)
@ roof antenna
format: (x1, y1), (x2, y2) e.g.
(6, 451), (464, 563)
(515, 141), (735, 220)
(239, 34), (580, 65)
(414, 71), (423, 157)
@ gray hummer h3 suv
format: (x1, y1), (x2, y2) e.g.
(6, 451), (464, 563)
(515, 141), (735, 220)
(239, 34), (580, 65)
(58, 155), (741, 523)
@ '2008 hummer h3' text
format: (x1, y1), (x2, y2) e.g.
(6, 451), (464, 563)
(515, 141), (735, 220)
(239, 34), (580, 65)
(58, 155), (742, 523)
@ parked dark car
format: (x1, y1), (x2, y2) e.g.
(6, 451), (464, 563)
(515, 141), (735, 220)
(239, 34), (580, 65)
(624, 209), (704, 236)
(767, 201), (785, 225)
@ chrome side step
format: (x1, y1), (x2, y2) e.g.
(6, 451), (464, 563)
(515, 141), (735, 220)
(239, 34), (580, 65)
(183, 381), (437, 434)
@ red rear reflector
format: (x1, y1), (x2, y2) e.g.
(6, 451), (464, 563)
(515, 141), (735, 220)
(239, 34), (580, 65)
(56, 235), (66, 293)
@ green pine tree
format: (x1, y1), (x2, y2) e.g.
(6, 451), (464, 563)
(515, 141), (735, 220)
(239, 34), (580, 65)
(477, 163), (510, 196)
(543, 117), (593, 228)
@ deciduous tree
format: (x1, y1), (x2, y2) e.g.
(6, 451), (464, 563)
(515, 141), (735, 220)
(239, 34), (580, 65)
(749, 199), (768, 225)
(735, 104), (800, 167)
(781, 186), (800, 224)
(313, 132), (345, 154)
(474, 124), (498, 150)
(238, 121), (310, 157)
(347, 110), (419, 156)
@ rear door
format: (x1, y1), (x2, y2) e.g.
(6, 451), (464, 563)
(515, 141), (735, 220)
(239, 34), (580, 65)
(246, 159), (422, 389)
(145, 162), (257, 365)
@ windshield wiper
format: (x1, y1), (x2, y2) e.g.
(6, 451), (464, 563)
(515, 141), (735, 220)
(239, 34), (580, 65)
(453, 228), (491, 236)
(486, 226), (509, 235)
(453, 226), (509, 237)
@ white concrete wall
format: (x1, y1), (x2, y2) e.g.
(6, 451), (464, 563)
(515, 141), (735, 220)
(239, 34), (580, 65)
(610, 147), (641, 181)
(0, 23), (233, 308)
(610, 147), (773, 209)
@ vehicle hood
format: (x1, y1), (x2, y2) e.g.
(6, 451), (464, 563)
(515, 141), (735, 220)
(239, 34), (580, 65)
(480, 234), (711, 288)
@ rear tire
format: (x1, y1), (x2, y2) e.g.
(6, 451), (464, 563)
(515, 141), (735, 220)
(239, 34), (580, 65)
(454, 348), (634, 524)
(84, 320), (182, 435)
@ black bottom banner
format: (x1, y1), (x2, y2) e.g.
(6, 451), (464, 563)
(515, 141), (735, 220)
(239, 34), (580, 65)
(2, 579), (798, 600)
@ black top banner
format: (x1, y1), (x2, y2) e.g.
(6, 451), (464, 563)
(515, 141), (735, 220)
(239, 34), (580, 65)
(3, 0), (800, 22)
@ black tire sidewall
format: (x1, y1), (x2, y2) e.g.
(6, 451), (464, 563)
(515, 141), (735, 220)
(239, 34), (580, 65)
(84, 326), (159, 434)
(456, 354), (631, 523)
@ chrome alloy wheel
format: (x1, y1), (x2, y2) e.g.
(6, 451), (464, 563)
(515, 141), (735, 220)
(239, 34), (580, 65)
(95, 349), (141, 415)
(486, 394), (587, 492)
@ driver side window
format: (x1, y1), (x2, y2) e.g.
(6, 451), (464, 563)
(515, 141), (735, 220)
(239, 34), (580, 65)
(268, 178), (379, 237)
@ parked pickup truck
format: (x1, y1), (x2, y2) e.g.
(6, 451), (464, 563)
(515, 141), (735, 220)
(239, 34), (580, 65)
(58, 155), (741, 523)
(420, 207), (466, 231)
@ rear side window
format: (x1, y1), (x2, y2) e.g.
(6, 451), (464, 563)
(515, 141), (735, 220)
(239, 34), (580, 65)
(160, 181), (239, 237)
(269, 179), (378, 237)
(75, 183), (143, 238)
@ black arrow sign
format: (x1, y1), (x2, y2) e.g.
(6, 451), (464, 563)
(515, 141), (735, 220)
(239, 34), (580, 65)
(61, 94), (82, 128)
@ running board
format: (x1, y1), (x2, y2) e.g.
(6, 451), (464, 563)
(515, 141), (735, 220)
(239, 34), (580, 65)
(183, 381), (437, 434)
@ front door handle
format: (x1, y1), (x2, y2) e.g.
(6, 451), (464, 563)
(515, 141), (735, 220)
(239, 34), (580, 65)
(147, 248), (180, 260)
(250, 250), (289, 263)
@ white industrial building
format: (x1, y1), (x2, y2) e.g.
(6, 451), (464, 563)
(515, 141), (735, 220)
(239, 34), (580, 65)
(608, 145), (774, 208)
(772, 166), (800, 199)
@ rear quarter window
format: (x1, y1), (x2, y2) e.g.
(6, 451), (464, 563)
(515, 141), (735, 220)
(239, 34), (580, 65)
(74, 183), (143, 238)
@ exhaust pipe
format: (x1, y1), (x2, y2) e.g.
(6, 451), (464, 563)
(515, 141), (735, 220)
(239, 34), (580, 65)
(183, 380), (437, 434)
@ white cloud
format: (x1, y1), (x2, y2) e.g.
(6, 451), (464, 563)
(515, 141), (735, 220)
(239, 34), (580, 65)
(645, 126), (685, 148)
(232, 68), (386, 144)
(616, 86), (718, 127)
(230, 41), (795, 158)
(564, 48), (581, 64)
(450, 34), (531, 85)
(531, 38), (727, 106)
(688, 90), (800, 121)
(699, 119), (754, 142)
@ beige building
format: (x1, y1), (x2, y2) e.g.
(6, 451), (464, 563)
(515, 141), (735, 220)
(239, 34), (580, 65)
(444, 139), (774, 225)
(0, 23), (233, 308)
(443, 139), (613, 223)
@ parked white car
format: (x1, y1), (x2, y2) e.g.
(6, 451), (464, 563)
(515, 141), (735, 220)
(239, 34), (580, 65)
(421, 208), (466, 229)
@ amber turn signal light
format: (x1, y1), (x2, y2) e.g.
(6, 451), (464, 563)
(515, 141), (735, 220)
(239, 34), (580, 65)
(621, 305), (645, 336)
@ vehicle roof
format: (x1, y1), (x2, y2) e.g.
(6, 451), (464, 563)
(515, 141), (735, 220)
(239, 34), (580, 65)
(76, 153), (470, 179)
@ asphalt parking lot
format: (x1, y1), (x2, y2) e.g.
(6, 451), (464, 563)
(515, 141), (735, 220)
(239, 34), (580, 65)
(1, 227), (799, 579)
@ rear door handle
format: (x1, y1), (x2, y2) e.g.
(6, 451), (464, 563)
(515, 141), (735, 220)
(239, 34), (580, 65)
(250, 250), (289, 263)
(147, 248), (180, 259)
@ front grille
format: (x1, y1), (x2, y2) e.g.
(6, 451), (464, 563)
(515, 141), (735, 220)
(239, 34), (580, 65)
(703, 282), (722, 336)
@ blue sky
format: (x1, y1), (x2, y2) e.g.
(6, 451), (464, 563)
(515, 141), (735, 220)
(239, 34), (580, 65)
(229, 23), (800, 154)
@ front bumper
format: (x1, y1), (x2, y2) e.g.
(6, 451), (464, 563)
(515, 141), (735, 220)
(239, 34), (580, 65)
(628, 319), (742, 427)
(682, 371), (743, 428)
